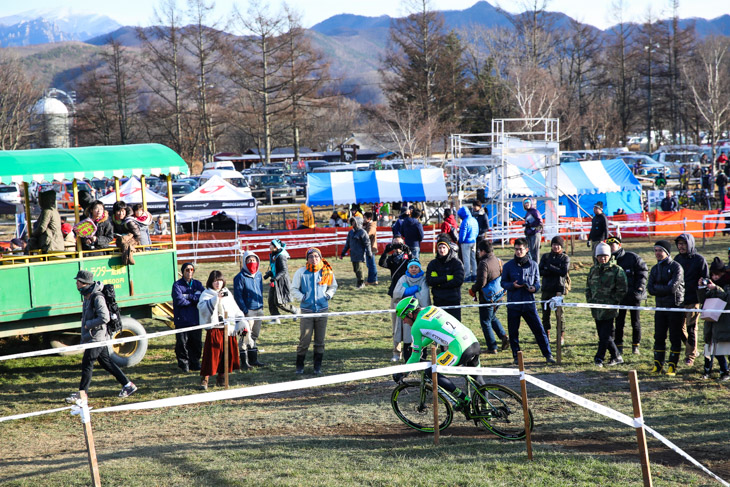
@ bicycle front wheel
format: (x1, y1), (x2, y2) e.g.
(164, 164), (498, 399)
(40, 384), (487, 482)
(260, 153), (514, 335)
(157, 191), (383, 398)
(473, 384), (533, 440)
(391, 382), (453, 433)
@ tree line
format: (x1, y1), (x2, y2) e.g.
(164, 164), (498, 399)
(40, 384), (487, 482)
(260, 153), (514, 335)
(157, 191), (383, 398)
(0, 0), (729, 163)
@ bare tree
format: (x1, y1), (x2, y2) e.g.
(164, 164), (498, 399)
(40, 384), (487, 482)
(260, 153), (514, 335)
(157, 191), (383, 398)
(100, 39), (138, 144)
(684, 36), (730, 164)
(183, 0), (224, 162)
(75, 65), (118, 146)
(0, 52), (39, 150)
(137, 0), (191, 157)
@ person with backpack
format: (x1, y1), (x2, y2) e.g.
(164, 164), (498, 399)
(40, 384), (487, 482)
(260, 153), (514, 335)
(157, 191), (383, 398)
(65, 270), (137, 403)
(539, 235), (570, 345)
(470, 239), (509, 354)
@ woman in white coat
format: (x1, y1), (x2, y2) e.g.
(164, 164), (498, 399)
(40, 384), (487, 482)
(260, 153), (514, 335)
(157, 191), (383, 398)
(198, 270), (250, 390)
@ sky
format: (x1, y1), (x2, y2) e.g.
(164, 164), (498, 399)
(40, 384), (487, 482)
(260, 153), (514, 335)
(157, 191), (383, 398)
(0, 0), (728, 30)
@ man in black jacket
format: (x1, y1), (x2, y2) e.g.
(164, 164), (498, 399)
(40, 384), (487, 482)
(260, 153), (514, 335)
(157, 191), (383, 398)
(472, 200), (490, 245)
(648, 240), (685, 376)
(674, 233), (709, 366)
(379, 237), (412, 361)
(539, 235), (570, 345)
(426, 235), (465, 321)
(587, 202), (609, 260)
(607, 236), (648, 355)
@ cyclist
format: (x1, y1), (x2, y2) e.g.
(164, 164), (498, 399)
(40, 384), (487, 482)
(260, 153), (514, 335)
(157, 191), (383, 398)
(392, 296), (485, 410)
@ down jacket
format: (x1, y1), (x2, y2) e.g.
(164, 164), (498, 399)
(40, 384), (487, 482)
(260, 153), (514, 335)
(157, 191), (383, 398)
(501, 255), (540, 307)
(31, 190), (64, 253)
(425, 244), (464, 305)
(674, 233), (709, 305)
(341, 220), (372, 263)
(538, 251), (570, 295)
(80, 281), (110, 344)
(648, 256), (685, 308)
(612, 247), (648, 303)
(457, 207), (478, 244)
(172, 277), (205, 328)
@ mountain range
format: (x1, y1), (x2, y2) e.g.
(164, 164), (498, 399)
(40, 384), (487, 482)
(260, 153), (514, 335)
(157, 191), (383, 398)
(2, 2), (730, 104)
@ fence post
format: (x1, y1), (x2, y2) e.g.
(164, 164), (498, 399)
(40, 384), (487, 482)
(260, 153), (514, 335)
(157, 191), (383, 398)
(628, 370), (653, 487)
(517, 351), (533, 460)
(77, 391), (102, 487)
(431, 346), (439, 445)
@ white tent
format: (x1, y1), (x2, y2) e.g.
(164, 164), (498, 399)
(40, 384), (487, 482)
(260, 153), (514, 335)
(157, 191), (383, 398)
(175, 175), (257, 227)
(99, 177), (169, 212)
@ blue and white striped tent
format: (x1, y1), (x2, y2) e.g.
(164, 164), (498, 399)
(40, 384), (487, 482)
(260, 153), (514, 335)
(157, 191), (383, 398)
(306, 169), (448, 206)
(490, 159), (642, 217)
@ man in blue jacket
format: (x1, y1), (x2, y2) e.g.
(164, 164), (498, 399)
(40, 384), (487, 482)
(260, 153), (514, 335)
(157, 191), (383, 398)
(171, 262), (205, 373)
(501, 238), (556, 365)
(234, 251), (266, 369)
(458, 206), (479, 282)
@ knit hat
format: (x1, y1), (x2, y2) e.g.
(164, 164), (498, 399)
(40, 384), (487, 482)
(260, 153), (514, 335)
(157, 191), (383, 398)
(74, 269), (94, 285)
(654, 240), (672, 255)
(710, 257), (726, 275)
(550, 235), (565, 247)
(595, 242), (611, 256)
(306, 247), (322, 259)
(407, 259), (422, 270)
(436, 234), (451, 248)
(270, 238), (285, 250)
(594, 201), (604, 209)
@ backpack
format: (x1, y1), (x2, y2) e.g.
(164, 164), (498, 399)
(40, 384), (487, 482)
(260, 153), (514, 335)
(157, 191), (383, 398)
(100, 284), (123, 335)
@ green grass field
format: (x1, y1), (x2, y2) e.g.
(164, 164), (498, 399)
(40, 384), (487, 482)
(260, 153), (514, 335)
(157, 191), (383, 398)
(1, 238), (729, 486)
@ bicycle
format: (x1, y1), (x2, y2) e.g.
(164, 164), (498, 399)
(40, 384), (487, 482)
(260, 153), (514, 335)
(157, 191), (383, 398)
(391, 368), (534, 440)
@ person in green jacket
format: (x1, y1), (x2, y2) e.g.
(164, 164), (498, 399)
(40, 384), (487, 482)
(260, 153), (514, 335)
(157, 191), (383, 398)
(392, 297), (483, 410)
(586, 242), (628, 367)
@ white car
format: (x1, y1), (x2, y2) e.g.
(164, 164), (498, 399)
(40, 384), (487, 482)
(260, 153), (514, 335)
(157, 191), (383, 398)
(0, 184), (21, 205)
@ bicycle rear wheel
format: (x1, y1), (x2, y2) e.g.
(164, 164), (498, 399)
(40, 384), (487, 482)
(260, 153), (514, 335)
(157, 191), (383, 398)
(472, 384), (533, 440)
(391, 382), (453, 433)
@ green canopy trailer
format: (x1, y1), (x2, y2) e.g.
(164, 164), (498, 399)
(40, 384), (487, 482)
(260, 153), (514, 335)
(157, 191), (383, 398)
(0, 144), (189, 366)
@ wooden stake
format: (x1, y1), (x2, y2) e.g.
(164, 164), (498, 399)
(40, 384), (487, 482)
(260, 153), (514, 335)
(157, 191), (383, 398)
(629, 370), (653, 487)
(431, 346), (439, 445)
(517, 351), (533, 460)
(223, 312), (229, 389)
(78, 390), (102, 487)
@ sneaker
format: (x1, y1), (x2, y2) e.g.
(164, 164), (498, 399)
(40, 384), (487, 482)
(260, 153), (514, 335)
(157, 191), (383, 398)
(119, 382), (138, 398)
(545, 356), (557, 365)
(720, 372), (730, 382)
(701, 373), (711, 380)
(454, 397), (471, 412)
(65, 392), (81, 404)
(632, 346), (640, 355)
(665, 363), (677, 377)
(485, 349), (498, 355)
(594, 360), (604, 368)
(295, 366), (304, 375)
(501, 336), (510, 351)
(684, 358), (695, 366)
(391, 353), (401, 362)
(607, 356), (624, 366)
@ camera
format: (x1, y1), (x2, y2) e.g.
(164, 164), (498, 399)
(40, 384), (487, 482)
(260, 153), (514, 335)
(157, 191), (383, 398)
(699, 278), (710, 288)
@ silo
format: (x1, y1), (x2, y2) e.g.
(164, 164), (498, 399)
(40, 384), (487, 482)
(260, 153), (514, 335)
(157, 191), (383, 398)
(32, 97), (69, 148)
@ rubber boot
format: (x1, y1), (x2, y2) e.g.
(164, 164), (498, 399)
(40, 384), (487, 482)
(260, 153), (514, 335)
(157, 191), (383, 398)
(402, 343), (413, 363)
(295, 354), (305, 374)
(248, 347), (266, 367)
(313, 352), (323, 375)
(215, 374), (225, 387)
(239, 350), (251, 371)
(666, 349), (681, 376)
(651, 349), (665, 374)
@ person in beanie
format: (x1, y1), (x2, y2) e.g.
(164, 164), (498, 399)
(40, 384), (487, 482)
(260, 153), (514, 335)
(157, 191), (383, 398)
(392, 259), (431, 362)
(264, 239), (295, 321)
(426, 234), (465, 320)
(522, 198), (543, 262)
(539, 235), (570, 344)
(340, 217), (372, 289)
(586, 242), (627, 367)
(470, 239), (509, 354)
(587, 202), (609, 260)
(607, 236), (648, 355)
(697, 258), (730, 380)
(674, 233), (709, 367)
(291, 248), (338, 374)
(66, 270), (137, 403)
(234, 251), (266, 370)
(171, 263), (205, 372)
(647, 240), (685, 376)
(500, 237), (556, 365)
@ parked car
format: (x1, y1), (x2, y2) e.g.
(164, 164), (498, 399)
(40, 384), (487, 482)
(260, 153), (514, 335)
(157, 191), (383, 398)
(622, 155), (672, 177)
(166, 182), (197, 200)
(54, 180), (93, 209)
(248, 173), (297, 204)
(0, 184), (21, 205)
(650, 151), (701, 176)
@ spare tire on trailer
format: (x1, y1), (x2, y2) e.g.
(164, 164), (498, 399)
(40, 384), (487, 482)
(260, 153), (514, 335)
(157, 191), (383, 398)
(108, 316), (148, 367)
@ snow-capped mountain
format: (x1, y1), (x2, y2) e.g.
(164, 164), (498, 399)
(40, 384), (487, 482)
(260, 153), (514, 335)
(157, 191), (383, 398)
(0, 7), (121, 44)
